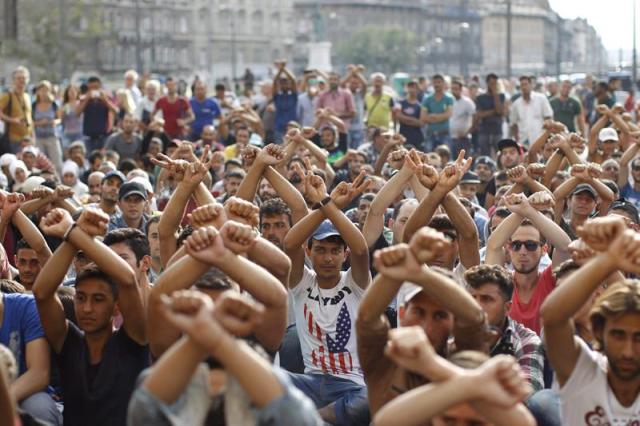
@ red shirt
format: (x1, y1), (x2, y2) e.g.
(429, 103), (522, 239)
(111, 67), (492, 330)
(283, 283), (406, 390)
(155, 96), (191, 138)
(509, 265), (556, 335)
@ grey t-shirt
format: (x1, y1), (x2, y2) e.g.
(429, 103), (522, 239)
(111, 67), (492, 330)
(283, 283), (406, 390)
(104, 132), (142, 160)
(450, 95), (476, 138)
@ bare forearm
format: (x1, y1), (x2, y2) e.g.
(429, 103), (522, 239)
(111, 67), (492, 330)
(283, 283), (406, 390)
(12, 211), (51, 259)
(264, 167), (308, 223)
(236, 163), (265, 201)
(283, 209), (325, 251)
(10, 368), (48, 402)
(486, 213), (522, 264)
(403, 188), (446, 242)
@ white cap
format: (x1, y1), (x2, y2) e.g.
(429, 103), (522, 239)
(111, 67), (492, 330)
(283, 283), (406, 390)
(0, 154), (16, 167)
(22, 146), (40, 156)
(599, 127), (619, 142)
(20, 176), (46, 194)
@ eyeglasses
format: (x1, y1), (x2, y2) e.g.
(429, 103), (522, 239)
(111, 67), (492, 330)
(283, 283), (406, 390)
(510, 240), (540, 251)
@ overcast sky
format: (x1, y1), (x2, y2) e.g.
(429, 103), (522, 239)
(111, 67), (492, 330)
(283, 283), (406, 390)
(549, 0), (634, 51)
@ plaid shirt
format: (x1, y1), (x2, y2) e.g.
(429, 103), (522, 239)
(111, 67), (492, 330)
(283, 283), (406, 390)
(491, 317), (545, 392)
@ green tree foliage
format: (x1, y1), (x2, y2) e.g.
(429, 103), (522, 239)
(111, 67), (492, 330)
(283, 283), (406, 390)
(336, 26), (419, 74)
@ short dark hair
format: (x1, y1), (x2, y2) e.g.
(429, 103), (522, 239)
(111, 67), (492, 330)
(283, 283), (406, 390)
(215, 83), (226, 91)
(553, 259), (580, 281)
(87, 76), (101, 84)
(118, 158), (137, 175)
(465, 264), (513, 301)
(260, 197), (292, 226)
(75, 265), (118, 299)
(177, 224), (194, 247)
(224, 159), (243, 171)
(451, 80), (464, 89)
(103, 228), (150, 264)
(432, 74), (444, 81)
(486, 73), (498, 82)
(515, 219), (546, 244)
(16, 239), (32, 253)
(146, 215), (161, 237)
(519, 75), (532, 83)
(88, 150), (103, 164)
(428, 215), (455, 232)
(225, 170), (246, 180)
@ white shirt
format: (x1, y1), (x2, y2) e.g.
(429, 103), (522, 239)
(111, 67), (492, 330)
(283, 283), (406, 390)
(509, 92), (553, 144)
(450, 95), (476, 138)
(554, 338), (640, 425)
(291, 267), (366, 385)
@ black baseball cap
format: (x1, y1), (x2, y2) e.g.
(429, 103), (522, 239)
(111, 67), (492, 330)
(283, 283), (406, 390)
(118, 181), (147, 200)
(609, 199), (640, 224)
(571, 183), (597, 199)
(460, 171), (481, 184)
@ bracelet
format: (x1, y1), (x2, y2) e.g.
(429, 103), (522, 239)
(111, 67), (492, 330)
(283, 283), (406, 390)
(312, 196), (332, 210)
(63, 223), (77, 242)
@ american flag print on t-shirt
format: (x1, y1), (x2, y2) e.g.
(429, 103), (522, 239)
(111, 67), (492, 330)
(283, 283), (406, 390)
(304, 302), (354, 375)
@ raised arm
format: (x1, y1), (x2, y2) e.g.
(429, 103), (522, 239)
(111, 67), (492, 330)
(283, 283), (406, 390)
(618, 141), (640, 188)
(3, 193), (51, 264)
(33, 211), (78, 352)
(264, 167), (309, 223)
(541, 217), (634, 386)
(588, 106), (610, 156)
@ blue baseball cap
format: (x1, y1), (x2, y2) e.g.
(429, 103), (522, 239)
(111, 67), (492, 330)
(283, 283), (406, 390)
(312, 220), (342, 241)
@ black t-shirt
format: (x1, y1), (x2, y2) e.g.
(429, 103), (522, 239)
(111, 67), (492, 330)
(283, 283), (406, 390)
(311, 132), (348, 165)
(57, 322), (149, 426)
(83, 99), (109, 137)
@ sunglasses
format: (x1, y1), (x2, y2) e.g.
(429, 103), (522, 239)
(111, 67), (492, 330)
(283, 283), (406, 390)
(510, 240), (540, 251)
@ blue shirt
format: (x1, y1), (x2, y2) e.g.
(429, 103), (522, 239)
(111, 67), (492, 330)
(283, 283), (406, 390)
(274, 91), (298, 133)
(0, 293), (45, 375)
(422, 93), (454, 133)
(189, 97), (221, 137)
(621, 183), (640, 210)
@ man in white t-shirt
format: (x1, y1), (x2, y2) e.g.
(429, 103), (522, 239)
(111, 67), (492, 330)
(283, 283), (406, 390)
(283, 170), (371, 426)
(510, 75), (553, 145)
(542, 217), (640, 425)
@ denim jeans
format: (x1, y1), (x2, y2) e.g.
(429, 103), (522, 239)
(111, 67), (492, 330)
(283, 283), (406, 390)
(525, 389), (561, 426)
(348, 129), (365, 149)
(449, 136), (471, 159)
(20, 391), (63, 426)
(477, 132), (502, 157)
(286, 372), (370, 426)
(278, 324), (305, 374)
(424, 130), (451, 153)
(85, 134), (107, 154)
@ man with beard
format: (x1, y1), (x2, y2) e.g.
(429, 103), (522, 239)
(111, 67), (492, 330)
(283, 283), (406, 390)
(541, 217), (640, 425)
(464, 264), (544, 392)
(88, 170), (125, 217)
(486, 193), (571, 334)
(552, 163), (615, 240)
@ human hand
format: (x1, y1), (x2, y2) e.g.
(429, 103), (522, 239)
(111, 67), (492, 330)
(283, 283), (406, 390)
(528, 191), (555, 211)
(220, 220), (258, 254)
(374, 243), (422, 281)
(387, 148), (408, 170)
(526, 163), (545, 180)
(611, 103), (625, 115)
(568, 133), (585, 150)
(607, 228), (640, 273)
(401, 149), (423, 175)
(470, 355), (531, 408)
(1, 192), (24, 218)
(409, 226), (452, 264)
(30, 186), (54, 200)
(384, 326), (438, 378)
(211, 291), (265, 337)
(587, 162), (603, 179)
(184, 226), (229, 264)
(76, 207), (109, 238)
(301, 126), (317, 140)
(151, 153), (189, 181)
(183, 146), (214, 186)
(223, 196), (260, 228)
(568, 238), (595, 265)
(596, 104), (610, 115)
(503, 193), (534, 217)
(257, 144), (285, 167)
(577, 216), (627, 252)
(188, 203), (227, 229)
(547, 134), (570, 152)
(570, 163), (591, 181)
(390, 133), (406, 147)
(506, 165), (528, 184)
(39, 208), (73, 238)
(435, 150), (472, 192)
(241, 145), (260, 168)
(53, 186), (75, 202)
(302, 166), (328, 204)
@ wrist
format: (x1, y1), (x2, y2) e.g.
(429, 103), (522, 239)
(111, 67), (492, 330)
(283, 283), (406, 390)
(316, 196), (333, 210)
(63, 222), (77, 241)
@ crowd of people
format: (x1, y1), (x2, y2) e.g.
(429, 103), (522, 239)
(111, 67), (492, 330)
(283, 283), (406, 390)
(0, 61), (639, 425)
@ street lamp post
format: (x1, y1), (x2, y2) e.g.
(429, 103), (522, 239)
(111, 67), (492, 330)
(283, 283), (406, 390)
(460, 22), (470, 79)
(221, 6), (238, 93)
(506, 0), (512, 79)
